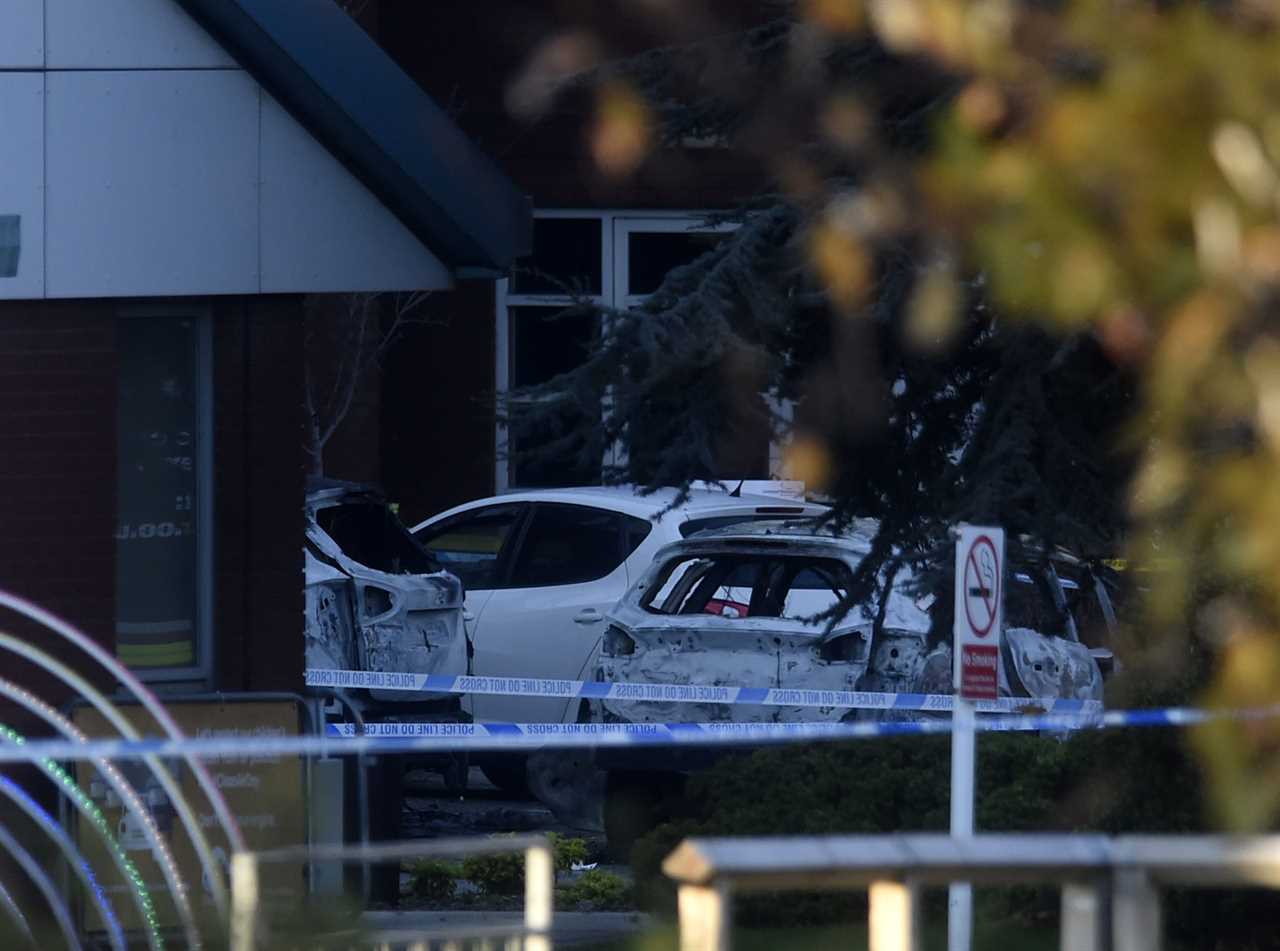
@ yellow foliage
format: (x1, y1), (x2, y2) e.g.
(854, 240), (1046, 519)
(591, 81), (653, 179)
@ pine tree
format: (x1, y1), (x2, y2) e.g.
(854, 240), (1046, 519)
(503, 4), (1136, 614)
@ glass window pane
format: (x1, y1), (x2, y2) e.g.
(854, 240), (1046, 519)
(622, 514), (652, 558)
(627, 231), (728, 295)
(508, 504), (621, 588)
(509, 305), (602, 487)
(416, 504), (524, 591)
(115, 317), (199, 670)
(511, 305), (598, 388)
(509, 218), (602, 295)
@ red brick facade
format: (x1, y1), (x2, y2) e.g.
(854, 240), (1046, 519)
(0, 297), (305, 714)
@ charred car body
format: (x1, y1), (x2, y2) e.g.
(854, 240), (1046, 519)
(594, 519), (933, 725)
(553, 519), (1114, 846)
(592, 520), (1111, 726)
(304, 479), (471, 900)
(304, 480), (468, 717)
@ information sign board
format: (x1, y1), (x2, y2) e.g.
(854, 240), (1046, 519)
(71, 698), (306, 935)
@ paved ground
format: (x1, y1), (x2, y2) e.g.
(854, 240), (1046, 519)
(362, 910), (652, 948)
(401, 765), (601, 841)
(392, 764), (635, 947)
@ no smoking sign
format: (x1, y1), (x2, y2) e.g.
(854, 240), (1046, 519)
(954, 525), (1005, 700)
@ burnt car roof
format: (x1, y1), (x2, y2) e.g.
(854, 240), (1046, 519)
(305, 477), (388, 509)
(679, 517), (879, 546)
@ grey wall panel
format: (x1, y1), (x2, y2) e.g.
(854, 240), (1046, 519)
(0, 75), (46, 299)
(46, 0), (235, 69)
(45, 70), (259, 298)
(0, 0), (44, 68)
(259, 94), (451, 293)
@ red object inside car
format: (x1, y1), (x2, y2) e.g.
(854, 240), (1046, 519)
(704, 598), (750, 618)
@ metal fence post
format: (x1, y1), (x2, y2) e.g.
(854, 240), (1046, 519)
(870, 879), (921, 951)
(1112, 869), (1161, 951)
(678, 880), (732, 951)
(1061, 882), (1105, 951)
(229, 851), (259, 951)
(524, 843), (554, 951)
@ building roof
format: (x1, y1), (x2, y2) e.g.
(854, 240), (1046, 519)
(175, 0), (531, 277)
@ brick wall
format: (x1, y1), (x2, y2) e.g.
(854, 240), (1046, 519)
(382, 282), (497, 524)
(0, 301), (117, 713)
(213, 295), (306, 693)
(377, 0), (768, 209)
(0, 296), (306, 718)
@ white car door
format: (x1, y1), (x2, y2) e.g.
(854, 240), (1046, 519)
(468, 502), (634, 724)
(414, 500), (530, 708)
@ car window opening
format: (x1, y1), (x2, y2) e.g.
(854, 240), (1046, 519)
(315, 503), (440, 576)
(643, 554), (854, 621)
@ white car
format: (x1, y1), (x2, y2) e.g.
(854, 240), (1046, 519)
(409, 484), (828, 725)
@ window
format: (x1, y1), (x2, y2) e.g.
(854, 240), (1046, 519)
(1006, 570), (1070, 639)
(315, 502), (439, 575)
(509, 218), (603, 295)
(622, 513), (653, 559)
(508, 305), (602, 487)
(1051, 563), (1116, 648)
(415, 504), (526, 591)
(497, 212), (740, 490)
(507, 504), (625, 588)
(114, 312), (211, 681)
(643, 553), (854, 622)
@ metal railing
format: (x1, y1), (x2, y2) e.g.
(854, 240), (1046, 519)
(663, 833), (1280, 951)
(231, 834), (554, 951)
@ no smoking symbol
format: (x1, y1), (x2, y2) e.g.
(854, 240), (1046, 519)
(963, 535), (1000, 638)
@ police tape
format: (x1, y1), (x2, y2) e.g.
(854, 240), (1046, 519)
(304, 667), (1103, 715)
(4, 704), (1277, 763)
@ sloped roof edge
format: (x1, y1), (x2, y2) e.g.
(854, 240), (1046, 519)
(174, 0), (531, 275)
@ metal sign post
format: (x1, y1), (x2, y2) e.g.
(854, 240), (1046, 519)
(949, 525), (1005, 951)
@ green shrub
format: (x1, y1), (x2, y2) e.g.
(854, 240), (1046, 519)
(557, 869), (632, 910)
(460, 849), (526, 896)
(549, 832), (591, 873)
(456, 834), (593, 897)
(407, 859), (460, 902)
(630, 721), (1280, 944)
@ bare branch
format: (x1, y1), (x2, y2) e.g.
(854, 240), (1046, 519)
(304, 289), (435, 474)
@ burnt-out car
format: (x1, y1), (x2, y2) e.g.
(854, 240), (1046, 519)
(591, 520), (1110, 726)
(550, 520), (1112, 848)
(304, 479), (468, 714)
(304, 479), (470, 901)
(593, 519), (933, 725)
